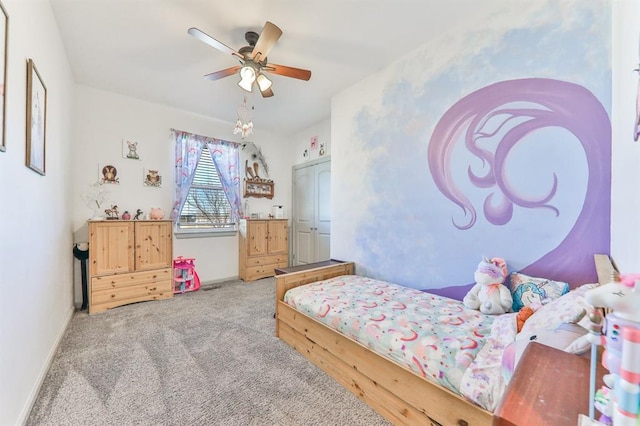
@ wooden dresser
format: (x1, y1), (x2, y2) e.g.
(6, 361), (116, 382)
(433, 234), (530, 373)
(493, 342), (606, 426)
(239, 219), (288, 281)
(88, 220), (173, 314)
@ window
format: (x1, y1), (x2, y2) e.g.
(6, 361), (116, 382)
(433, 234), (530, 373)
(172, 129), (242, 237)
(178, 151), (234, 232)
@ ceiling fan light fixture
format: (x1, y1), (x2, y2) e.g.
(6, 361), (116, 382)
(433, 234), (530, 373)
(238, 76), (253, 92)
(239, 65), (256, 82)
(188, 21), (312, 99)
(256, 74), (272, 91)
(238, 64), (258, 92)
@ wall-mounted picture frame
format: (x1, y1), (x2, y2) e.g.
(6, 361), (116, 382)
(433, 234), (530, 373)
(143, 168), (162, 187)
(0, 2), (8, 153)
(122, 138), (140, 160)
(26, 59), (47, 175)
(99, 163), (119, 184)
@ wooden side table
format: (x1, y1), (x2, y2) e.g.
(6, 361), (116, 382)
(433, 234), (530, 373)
(493, 342), (606, 426)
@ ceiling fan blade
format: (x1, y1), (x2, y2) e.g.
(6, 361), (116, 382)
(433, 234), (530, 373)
(251, 21), (282, 62)
(260, 87), (274, 98)
(264, 63), (312, 81)
(204, 66), (242, 81)
(188, 27), (243, 59)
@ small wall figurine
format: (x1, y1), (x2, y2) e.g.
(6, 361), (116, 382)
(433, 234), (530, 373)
(133, 209), (143, 220)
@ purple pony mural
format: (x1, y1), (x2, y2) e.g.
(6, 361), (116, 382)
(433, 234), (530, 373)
(428, 78), (611, 297)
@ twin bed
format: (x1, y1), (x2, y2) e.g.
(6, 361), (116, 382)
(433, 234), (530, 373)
(274, 260), (606, 426)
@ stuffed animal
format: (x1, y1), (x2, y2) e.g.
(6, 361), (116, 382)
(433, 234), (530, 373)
(463, 257), (512, 315)
(516, 306), (535, 332)
(502, 314), (591, 382)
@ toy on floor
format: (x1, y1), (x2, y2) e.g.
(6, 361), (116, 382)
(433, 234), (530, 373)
(585, 273), (640, 426)
(463, 257), (512, 315)
(173, 256), (201, 294)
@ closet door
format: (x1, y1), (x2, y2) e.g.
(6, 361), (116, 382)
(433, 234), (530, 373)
(292, 157), (331, 265)
(314, 160), (331, 261)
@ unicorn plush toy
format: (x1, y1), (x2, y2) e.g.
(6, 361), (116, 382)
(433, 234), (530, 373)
(463, 257), (512, 315)
(585, 273), (640, 426)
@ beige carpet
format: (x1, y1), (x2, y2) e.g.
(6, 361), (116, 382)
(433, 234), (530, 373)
(27, 278), (390, 425)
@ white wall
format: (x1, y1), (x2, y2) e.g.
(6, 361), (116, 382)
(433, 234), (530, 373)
(0, 0), (75, 424)
(610, 0), (640, 273)
(290, 118), (331, 167)
(70, 85), (292, 290)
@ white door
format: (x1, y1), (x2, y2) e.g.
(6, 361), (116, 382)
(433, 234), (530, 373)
(314, 160), (331, 261)
(292, 158), (331, 265)
(293, 165), (314, 265)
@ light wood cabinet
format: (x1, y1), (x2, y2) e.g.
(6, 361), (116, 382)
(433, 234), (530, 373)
(239, 219), (288, 281)
(88, 220), (173, 314)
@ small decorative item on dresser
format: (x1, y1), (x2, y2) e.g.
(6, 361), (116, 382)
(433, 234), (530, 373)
(121, 210), (131, 220)
(82, 181), (109, 220)
(149, 207), (164, 220)
(133, 209), (144, 220)
(104, 205), (119, 220)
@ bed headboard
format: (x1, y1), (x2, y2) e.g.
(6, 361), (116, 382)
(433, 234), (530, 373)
(594, 254), (619, 286)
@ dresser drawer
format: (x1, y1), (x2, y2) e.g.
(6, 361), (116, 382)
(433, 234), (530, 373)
(246, 254), (288, 267)
(92, 268), (172, 291)
(244, 261), (289, 281)
(90, 278), (172, 312)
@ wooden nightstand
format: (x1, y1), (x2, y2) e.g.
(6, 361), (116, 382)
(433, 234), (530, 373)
(493, 342), (606, 426)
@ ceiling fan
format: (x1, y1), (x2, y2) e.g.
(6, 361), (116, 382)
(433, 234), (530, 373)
(188, 21), (311, 98)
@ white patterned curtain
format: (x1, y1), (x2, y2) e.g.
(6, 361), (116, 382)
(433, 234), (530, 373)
(206, 142), (242, 221)
(171, 129), (242, 223)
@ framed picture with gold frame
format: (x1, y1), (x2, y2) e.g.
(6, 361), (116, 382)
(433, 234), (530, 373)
(0, 2), (8, 153)
(26, 58), (47, 175)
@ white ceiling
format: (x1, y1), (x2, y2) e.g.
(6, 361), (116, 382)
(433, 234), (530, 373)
(50, 0), (508, 137)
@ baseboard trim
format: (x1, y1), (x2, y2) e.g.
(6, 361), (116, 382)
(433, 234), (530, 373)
(17, 305), (75, 425)
(200, 275), (240, 288)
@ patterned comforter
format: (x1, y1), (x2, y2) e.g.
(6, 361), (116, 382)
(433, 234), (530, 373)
(284, 275), (518, 411)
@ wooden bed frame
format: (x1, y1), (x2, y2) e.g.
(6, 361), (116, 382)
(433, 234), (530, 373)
(275, 262), (492, 426)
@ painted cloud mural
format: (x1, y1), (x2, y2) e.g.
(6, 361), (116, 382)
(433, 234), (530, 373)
(331, 0), (611, 299)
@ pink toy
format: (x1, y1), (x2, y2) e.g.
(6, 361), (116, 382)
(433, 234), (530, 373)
(585, 274), (640, 425)
(173, 256), (200, 294)
(149, 207), (165, 220)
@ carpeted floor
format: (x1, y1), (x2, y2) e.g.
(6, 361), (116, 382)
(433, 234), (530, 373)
(27, 278), (390, 425)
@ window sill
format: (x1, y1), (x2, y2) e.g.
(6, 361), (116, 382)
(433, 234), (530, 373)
(175, 230), (237, 239)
